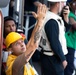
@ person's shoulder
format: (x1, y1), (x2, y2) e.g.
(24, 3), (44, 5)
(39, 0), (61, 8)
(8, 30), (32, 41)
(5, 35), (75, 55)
(46, 19), (58, 25)
(45, 19), (58, 29)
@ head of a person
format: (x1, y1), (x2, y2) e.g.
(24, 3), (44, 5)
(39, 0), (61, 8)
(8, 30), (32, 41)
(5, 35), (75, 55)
(47, 0), (67, 14)
(67, 0), (76, 12)
(5, 32), (26, 56)
(4, 16), (16, 38)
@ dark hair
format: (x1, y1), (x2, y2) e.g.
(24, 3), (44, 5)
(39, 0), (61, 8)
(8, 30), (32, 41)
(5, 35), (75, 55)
(67, 0), (76, 11)
(4, 16), (16, 24)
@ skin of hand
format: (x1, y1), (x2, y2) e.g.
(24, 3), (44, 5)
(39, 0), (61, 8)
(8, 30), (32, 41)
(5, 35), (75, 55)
(63, 6), (70, 16)
(32, 4), (47, 21)
(62, 60), (68, 69)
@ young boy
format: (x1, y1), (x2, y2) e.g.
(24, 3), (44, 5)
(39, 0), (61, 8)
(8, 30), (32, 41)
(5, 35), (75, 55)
(5, 4), (47, 75)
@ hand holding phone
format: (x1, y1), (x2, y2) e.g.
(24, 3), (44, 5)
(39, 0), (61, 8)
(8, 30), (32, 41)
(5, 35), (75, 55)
(62, 6), (70, 23)
(63, 6), (70, 15)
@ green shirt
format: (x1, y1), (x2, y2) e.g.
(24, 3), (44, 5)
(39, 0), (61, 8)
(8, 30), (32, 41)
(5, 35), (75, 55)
(65, 31), (76, 50)
(69, 11), (76, 21)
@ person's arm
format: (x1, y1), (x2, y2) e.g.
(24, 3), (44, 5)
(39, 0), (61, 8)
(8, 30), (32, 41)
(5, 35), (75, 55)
(14, 4), (47, 63)
(25, 4), (47, 63)
(45, 19), (66, 61)
(62, 6), (70, 23)
(69, 13), (76, 31)
(69, 17), (76, 24)
(61, 6), (71, 32)
(12, 4), (47, 75)
(63, 20), (72, 32)
(45, 19), (67, 68)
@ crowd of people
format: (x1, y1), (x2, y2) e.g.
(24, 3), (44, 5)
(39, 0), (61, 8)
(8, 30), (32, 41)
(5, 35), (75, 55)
(1, 0), (76, 75)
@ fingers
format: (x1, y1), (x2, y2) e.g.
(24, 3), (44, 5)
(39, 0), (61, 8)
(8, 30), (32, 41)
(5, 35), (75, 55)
(42, 4), (47, 13)
(32, 12), (37, 19)
(37, 4), (42, 14)
(37, 4), (47, 13)
(39, 4), (47, 19)
(62, 60), (68, 69)
(33, 4), (47, 20)
(63, 6), (70, 15)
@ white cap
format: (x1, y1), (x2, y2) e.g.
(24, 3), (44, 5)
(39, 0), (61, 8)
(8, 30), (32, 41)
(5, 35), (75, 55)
(48, 0), (67, 2)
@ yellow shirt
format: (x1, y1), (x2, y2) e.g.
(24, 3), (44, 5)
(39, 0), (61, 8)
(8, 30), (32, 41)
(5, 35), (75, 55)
(6, 55), (35, 75)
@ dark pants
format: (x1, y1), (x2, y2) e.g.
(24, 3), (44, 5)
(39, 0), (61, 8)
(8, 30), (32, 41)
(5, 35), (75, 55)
(64, 47), (75, 75)
(41, 54), (64, 75)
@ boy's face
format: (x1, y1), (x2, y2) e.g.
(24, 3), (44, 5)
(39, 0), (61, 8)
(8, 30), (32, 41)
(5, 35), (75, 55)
(4, 20), (16, 35)
(10, 38), (26, 56)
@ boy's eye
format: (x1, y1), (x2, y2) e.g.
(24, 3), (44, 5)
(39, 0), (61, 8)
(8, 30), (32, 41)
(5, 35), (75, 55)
(21, 40), (24, 43)
(14, 42), (19, 46)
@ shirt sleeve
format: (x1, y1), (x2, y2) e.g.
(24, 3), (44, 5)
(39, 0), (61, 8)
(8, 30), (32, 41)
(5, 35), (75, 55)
(12, 53), (27, 75)
(45, 19), (66, 62)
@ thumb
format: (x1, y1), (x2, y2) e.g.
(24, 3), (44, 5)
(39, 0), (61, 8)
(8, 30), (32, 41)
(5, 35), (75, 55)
(32, 12), (37, 19)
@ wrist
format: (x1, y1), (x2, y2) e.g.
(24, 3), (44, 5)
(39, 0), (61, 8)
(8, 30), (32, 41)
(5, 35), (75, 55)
(37, 20), (44, 25)
(37, 16), (45, 21)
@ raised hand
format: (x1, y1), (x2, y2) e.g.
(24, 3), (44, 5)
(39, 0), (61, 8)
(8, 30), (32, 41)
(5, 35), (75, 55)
(32, 4), (47, 21)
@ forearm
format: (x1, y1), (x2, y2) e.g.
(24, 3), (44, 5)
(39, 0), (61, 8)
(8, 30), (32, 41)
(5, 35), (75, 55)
(13, 18), (45, 72)
(25, 20), (44, 63)
(12, 53), (26, 75)
(69, 18), (76, 24)
(24, 4), (47, 63)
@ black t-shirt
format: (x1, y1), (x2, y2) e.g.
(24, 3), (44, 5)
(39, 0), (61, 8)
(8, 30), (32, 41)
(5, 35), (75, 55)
(24, 0), (38, 12)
